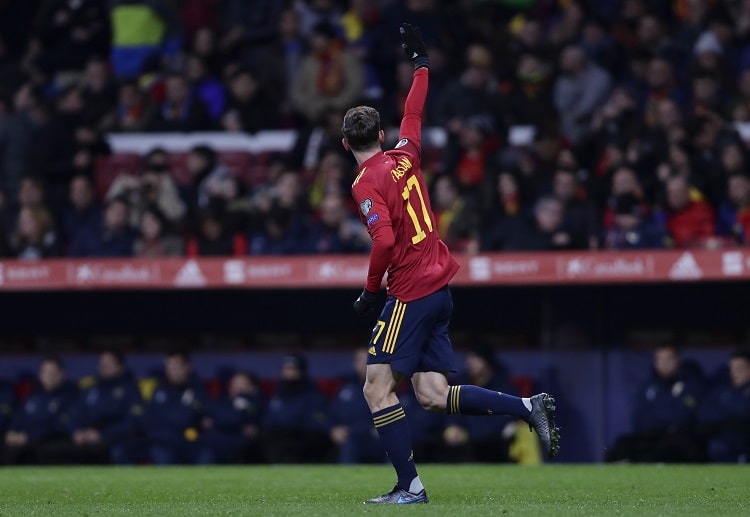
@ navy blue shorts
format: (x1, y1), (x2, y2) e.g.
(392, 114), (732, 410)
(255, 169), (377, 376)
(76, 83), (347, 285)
(366, 286), (456, 377)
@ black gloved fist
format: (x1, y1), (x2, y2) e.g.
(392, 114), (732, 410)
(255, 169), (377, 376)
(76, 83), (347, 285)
(400, 23), (430, 70)
(353, 288), (378, 317)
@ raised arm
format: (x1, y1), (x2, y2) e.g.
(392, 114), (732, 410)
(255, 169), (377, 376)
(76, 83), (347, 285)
(398, 24), (430, 151)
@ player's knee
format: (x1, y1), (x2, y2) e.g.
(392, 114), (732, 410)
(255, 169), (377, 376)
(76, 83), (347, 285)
(415, 387), (448, 413)
(362, 380), (389, 409)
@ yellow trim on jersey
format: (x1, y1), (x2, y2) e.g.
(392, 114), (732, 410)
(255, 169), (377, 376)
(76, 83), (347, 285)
(382, 300), (406, 354)
(352, 167), (367, 187)
(373, 407), (406, 428)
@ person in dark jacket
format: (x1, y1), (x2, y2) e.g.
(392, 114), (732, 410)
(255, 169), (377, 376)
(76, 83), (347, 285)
(603, 193), (666, 250)
(697, 349), (750, 463)
(606, 345), (705, 463)
(202, 371), (264, 463)
(142, 351), (213, 465)
(482, 196), (575, 251)
(3, 356), (78, 464)
(68, 196), (136, 257)
(438, 344), (519, 463)
(329, 349), (384, 464)
(262, 354), (331, 463)
(38, 351), (143, 464)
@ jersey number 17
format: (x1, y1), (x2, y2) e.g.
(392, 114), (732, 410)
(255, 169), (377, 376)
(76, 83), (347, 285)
(402, 175), (433, 244)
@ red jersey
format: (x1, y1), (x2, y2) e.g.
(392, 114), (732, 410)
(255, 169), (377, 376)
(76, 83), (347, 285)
(352, 68), (459, 302)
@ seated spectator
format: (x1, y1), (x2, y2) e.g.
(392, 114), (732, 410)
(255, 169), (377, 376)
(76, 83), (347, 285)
(553, 168), (598, 249)
(40, 351), (143, 465)
(69, 197), (137, 257)
(221, 67), (279, 134)
(81, 58), (117, 129)
(554, 44), (612, 143)
(328, 349), (383, 464)
(147, 74), (211, 132)
(438, 345), (519, 463)
(287, 107), (353, 175)
(307, 150), (350, 210)
(431, 175), (479, 252)
(262, 354), (331, 463)
(62, 175), (102, 251)
(10, 205), (58, 260)
(306, 193), (369, 254)
(180, 145), (238, 217)
(186, 53), (226, 121)
(142, 351), (213, 465)
(482, 196), (574, 251)
(696, 349), (750, 463)
(715, 173), (750, 243)
(663, 176), (715, 248)
(133, 206), (184, 257)
(603, 193), (666, 249)
(290, 21), (364, 123)
(606, 344), (705, 463)
(101, 81), (157, 133)
(248, 204), (306, 255)
(441, 114), (500, 193)
(3, 357), (78, 465)
(188, 210), (235, 256)
(106, 155), (186, 229)
(202, 371), (265, 464)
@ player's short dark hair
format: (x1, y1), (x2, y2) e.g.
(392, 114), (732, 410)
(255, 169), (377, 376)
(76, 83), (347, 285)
(342, 106), (381, 151)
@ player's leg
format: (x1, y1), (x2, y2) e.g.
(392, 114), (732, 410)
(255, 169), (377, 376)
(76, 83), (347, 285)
(413, 286), (560, 457)
(362, 297), (428, 504)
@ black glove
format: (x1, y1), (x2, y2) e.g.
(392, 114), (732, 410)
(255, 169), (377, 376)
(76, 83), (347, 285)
(400, 23), (430, 70)
(353, 288), (378, 316)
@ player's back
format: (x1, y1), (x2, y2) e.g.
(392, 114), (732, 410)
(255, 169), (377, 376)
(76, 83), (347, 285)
(353, 143), (458, 302)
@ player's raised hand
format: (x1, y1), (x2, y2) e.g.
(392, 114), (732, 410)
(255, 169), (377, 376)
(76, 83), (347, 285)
(400, 23), (430, 70)
(353, 289), (378, 316)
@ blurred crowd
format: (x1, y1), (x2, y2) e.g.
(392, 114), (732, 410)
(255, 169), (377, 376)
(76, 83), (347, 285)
(3, 1), (750, 257)
(607, 345), (750, 463)
(0, 347), (537, 465)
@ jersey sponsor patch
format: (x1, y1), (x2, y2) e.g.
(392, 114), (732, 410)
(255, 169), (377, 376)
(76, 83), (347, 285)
(395, 138), (408, 149)
(367, 213), (380, 226)
(360, 198), (372, 216)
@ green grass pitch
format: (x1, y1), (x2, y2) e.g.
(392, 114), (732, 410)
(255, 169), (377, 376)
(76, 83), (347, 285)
(0, 465), (748, 516)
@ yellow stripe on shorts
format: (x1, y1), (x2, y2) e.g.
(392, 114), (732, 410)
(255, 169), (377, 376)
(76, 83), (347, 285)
(382, 300), (406, 354)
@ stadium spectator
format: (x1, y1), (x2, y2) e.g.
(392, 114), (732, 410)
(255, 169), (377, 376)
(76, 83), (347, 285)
(554, 44), (612, 143)
(553, 168), (598, 249)
(3, 356), (77, 465)
(715, 173), (750, 243)
(291, 21), (364, 123)
(106, 151), (186, 227)
(506, 52), (555, 127)
(32, 0), (110, 73)
(220, 0), (283, 69)
(109, 0), (183, 79)
(441, 113), (500, 193)
(147, 74), (211, 132)
(307, 150), (350, 210)
(603, 193), (666, 250)
(328, 349), (383, 464)
(39, 351), (143, 464)
(287, 107), (353, 175)
(142, 351), (213, 465)
(0, 374), (15, 446)
(262, 354), (331, 463)
(61, 175), (101, 250)
(248, 171), (308, 255)
(696, 349), (750, 463)
(10, 205), (58, 260)
(436, 44), (504, 131)
(68, 197), (136, 257)
(482, 196), (573, 252)
(220, 67), (280, 134)
(202, 371), (265, 464)
(430, 174), (479, 253)
(101, 81), (157, 133)
(186, 53), (226, 122)
(662, 176), (716, 248)
(188, 210), (235, 256)
(133, 206), (184, 257)
(606, 344), (705, 463)
(438, 345), (519, 463)
(306, 193), (369, 254)
(179, 145), (238, 217)
(81, 58), (117, 130)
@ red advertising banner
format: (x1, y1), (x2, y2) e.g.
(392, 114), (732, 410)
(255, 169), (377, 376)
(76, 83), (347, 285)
(0, 250), (747, 291)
